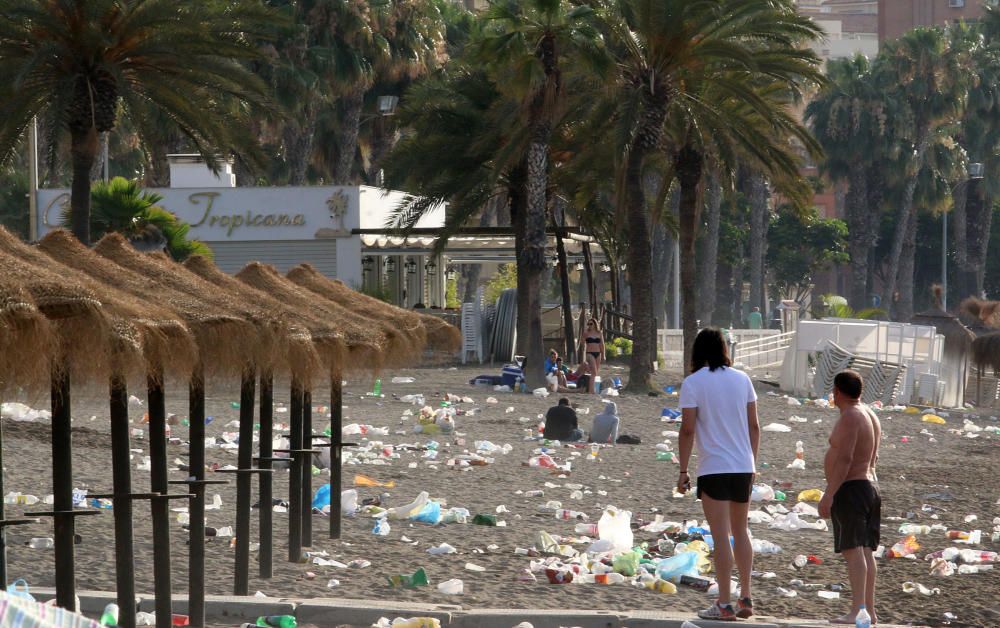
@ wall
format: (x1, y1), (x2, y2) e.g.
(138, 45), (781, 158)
(878, 0), (992, 42)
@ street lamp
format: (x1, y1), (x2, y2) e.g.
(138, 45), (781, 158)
(425, 259), (437, 276)
(404, 258), (417, 275)
(446, 265), (457, 281)
(362, 256), (374, 274)
(385, 257), (396, 273)
(944, 163), (985, 310)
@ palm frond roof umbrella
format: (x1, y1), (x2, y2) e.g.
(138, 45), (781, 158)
(0, 257), (53, 393)
(182, 255), (330, 382)
(35, 229), (199, 379)
(286, 264), (429, 366)
(0, 227), (119, 384)
(235, 263), (389, 372)
(972, 332), (1000, 372)
(93, 233), (270, 378)
(287, 264), (460, 356)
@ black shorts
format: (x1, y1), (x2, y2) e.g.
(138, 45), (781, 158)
(831, 479), (881, 553)
(696, 473), (754, 503)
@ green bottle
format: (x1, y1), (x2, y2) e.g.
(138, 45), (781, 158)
(231, 401), (241, 409)
(472, 513), (497, 526)
(255, 616), (296, 628)
(99, 603), (119, 626)
(774, 490), (786, 501)
(373, 378), (382, 396)
(655, 451), (675, 462)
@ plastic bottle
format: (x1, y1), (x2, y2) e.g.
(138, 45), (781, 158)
(373, 378), (382, 397)
(575, 523), (599, 536)
(555, 509), (588, 521)
(899, 524), (931, 535)
(855, 605), (871, 628)
(27, 537), (54, 549)
(437, 578), (464, 594)
(99, 603), (119, 626)
(579, 572), (626, 584)
(796, 441), (804, 460)
(958, 549), (998, 563)
(255, 616), (297, 628)
(594, 377), (602, 394)
(655, 451), (676, 462)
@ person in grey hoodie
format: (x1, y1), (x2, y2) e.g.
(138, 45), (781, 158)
(589, 401), (620, 444)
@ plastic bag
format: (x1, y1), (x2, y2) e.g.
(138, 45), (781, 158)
(413, 500), (442, 524)
(612, 550), (641, 576)
(597, 506), (634, 553)
(312, 485), (358, 514)
(386, 491), (430, 520)
(656, 551), (701, 583)
(6, 578), (34, 601)
(762, 423), (792, 432)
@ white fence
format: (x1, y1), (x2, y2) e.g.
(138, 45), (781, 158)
(657, 329), (784, 370)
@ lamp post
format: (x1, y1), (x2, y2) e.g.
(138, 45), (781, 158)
(945, 162), (984, 310)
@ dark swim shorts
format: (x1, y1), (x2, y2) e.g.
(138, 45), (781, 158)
(831, 479), (881, 553)
(696, 473), (754, 503)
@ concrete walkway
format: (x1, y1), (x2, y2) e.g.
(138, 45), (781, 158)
(29, 588), (923, 628)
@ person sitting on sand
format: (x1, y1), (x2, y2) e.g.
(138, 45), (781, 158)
(589, 401), (620, 444)
(543, 398), (583, 442)
(546, 356), (569, 392)
(819, 370), (882, 626)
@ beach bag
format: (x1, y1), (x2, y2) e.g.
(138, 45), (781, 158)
(6, 579), (33, 602)
(616, 434), (641, 445)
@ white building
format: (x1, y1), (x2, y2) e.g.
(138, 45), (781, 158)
(34, 155), (450, 306)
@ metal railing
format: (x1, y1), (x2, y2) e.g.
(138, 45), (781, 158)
(732, 330), (796, 371)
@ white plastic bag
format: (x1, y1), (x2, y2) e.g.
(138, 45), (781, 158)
(385, 491), (430, 520)
(597, 506), (633, 553)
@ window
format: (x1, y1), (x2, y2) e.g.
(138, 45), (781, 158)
(949, 0), (965, 7)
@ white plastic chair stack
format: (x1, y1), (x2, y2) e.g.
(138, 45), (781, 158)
(461, 302), (482, 364)
(812, 340), (855, 398)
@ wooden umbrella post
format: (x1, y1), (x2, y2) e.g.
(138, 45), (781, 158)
(301, 390), (313, 548)
(186, 368), (207, 627)
(287, 381), (303, 562)
(147, 370), (176, 624)
(232, 368), (257, 595)
(109, 375), (137, 628)
(257, 371), (274, 579)
(330, 375), (343, 539)
(51, 368), (77, 610)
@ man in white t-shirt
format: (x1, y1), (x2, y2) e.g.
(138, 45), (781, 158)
(677, 328), (760, 622)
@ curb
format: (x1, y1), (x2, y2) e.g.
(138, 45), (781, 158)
(26, 589), (921, 628)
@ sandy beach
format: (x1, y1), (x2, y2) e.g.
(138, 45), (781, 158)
(1, 363), (997, 627)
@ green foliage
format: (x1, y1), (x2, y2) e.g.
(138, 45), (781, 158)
(62, 177), (212, 261)
(767, 208), (849, 302)
(608, 336), (632, 357)
(811, 294), (886, 320)
(359, 283), (393, 303)
(0, 170), (28, 239)
(484, 263), (518, 304)
(445, 275), (460, 309)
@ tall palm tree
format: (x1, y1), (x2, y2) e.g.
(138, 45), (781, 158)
(876, 27), (967, 321)
(806, 54), (889, 311)
(597, 0), (822, 388)
(0, 0), (275, 244)
(470, 0), (604, 386)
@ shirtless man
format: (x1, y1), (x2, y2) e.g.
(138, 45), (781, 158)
(819, 370), (882, 625)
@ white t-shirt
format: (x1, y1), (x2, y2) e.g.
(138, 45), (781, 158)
(679, 366), (758, 477)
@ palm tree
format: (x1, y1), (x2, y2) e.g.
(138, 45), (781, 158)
(0, 0), (275, 244)
(596, 0), (823, 387)
(875, 27), (967, 321)
(952, 17), (1000, 300)
(806, 54), (889, 311)
(472, 0), (605, 386)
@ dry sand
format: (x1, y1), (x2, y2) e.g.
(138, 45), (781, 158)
(2, 364), (998, 627)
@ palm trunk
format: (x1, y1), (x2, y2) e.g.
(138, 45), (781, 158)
(582, 241), (596, 313)
(284, 104), (318, 185)
(698, 174), (722, 325)
(651, 220), (670, 330)
(896, 202), (919, 321)
(69, 126), (99, 245)
(884, 132), (930, 319)
(553, 199), (576, 359)
(970, 192), (993, 297)
(846, 163), (871, 310)
(623, 147), (656, 392)
(747, 171), (770, 314)
(676, 145), (704, 373)
(517, 128), (551, 389)
(333, 89), (364, 185)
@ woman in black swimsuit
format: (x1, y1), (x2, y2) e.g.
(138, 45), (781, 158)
(578, 318), (605, 394)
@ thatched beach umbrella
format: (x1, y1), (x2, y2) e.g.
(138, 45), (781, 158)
(0, 227), (122, 612)
(0, 272), (51, 587)
(34, 229), (202, 627)
(288, 263), (461, 355)
(285, 264), (462, 538)
(92, 233), (274, 618)
(912, 292), (975, 408)
(183, 254), (339, 572)
(236, 262), (394, 549)
(971, 332), (1000, 407)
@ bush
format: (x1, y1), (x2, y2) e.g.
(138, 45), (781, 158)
(484, 263), (517, 304)
(609, 337), (633, 357)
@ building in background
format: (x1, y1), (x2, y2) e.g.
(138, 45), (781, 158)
(798, 0), (879, 63)
(878, 0), (994, 42)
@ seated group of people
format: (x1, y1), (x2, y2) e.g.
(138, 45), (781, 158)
(543, 349), (595, 394)
(543, 397), (620, 444)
